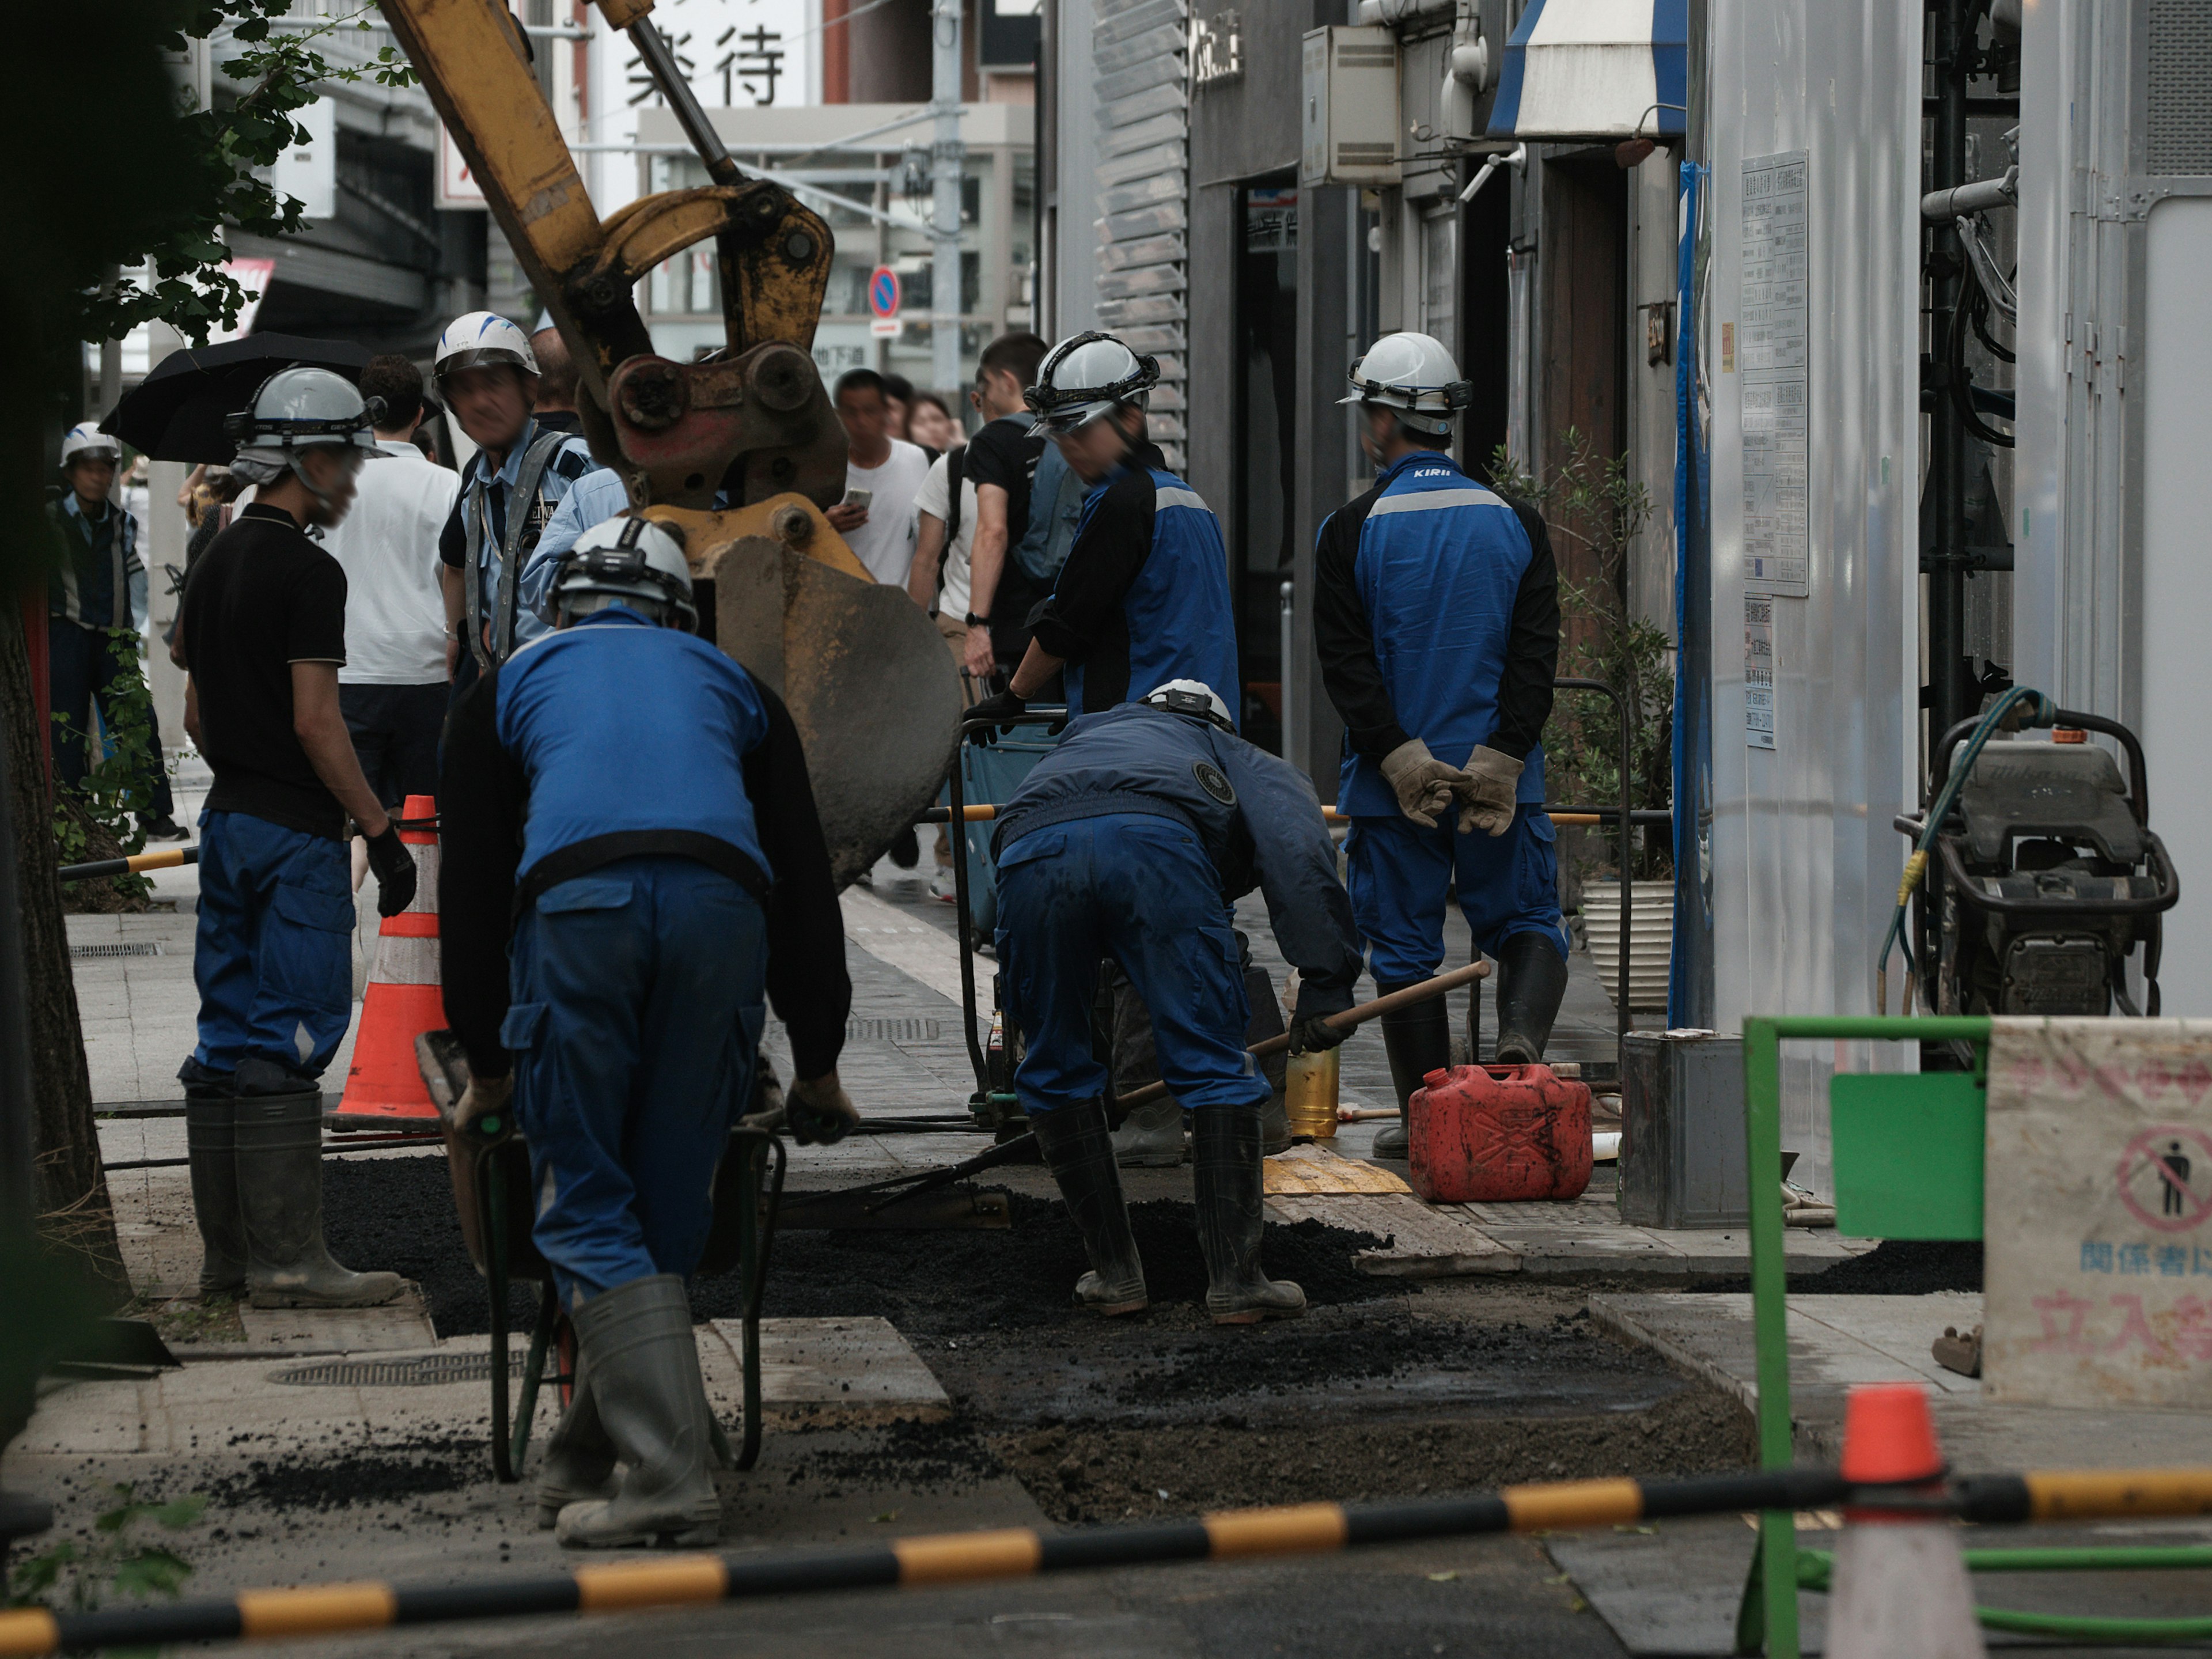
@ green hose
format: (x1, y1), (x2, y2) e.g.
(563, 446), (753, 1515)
(1796, 1544), (2212, 1643)
(1875, 684), (2057, 1012)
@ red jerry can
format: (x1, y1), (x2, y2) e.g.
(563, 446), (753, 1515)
(1407, 1063), (1593, 1203)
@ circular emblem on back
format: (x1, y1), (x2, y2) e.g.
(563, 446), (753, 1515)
(1192, 760), (1236, 806)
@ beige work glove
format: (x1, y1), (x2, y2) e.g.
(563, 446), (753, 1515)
(455, 1071), (514, 1137)
(1377, 738), (1468, 829)
(1455, 745), (1524, 837)
(786, 1071), (860, 1146)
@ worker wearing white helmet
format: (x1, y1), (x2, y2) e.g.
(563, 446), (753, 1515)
(46, 421), (184, 838)
(1313, 331), (1570, 1158)
(431, 310), (601, 695)
(968, 331), (1240, 733)
(437, 510), (854, 1551)
(988, 679), (1363, 1324)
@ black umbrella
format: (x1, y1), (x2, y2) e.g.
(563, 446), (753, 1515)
(103, 334), (372, 464)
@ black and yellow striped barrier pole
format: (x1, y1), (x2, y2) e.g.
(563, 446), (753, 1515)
(57, 845), (196, 884)
(7, 1467), (2211, 1656)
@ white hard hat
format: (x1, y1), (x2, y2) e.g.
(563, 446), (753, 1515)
(60, 422), (121, 467)
(553, 514), (696, 630)
(1142, 679), (1233, 732)
(1027, 332), (1159, 433)
(224, 367), (379, 459)
(1340, 331), (1472, 437)
(434, 310), (539, 388)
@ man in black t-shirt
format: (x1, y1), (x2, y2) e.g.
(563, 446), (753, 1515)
(175, 368), (419, 1310)
(958, 332), (1049, 681)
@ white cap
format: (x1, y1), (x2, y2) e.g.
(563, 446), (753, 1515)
(1027, 332), (1160, 432)
(1142, 679), (1233, 730)
(434, 310), (539, 387)
(553, 514), (696, 630)
(60, 422), (120, 467)
(1340, 331), (1472, 437)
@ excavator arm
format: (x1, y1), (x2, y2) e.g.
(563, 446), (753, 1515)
(377, 0), (960, 882)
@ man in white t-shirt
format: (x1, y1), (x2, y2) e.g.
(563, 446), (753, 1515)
(907, 421), (976, 677)
(826, 368), (931, 586)
(320, 355), (461, 809)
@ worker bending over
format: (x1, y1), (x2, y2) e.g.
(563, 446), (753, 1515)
(993, 681), (1362, 1324)
(438, 516), (855, 1550)
(969, 332), (1238, 730)
(1314, 332), (1569, 1158)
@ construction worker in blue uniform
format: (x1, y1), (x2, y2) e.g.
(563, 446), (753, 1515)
(968, 332), (1240, 731)
(438, 515), (855, 1550)
(432, 312), (600, 700)
(992, 680), (1363, 1324)
(1314, 332), (1569, 1158)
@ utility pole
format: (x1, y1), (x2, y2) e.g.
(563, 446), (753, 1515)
(931, 0), (964, 397)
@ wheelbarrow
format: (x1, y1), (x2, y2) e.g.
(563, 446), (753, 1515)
(415, 1031), (786, 1483)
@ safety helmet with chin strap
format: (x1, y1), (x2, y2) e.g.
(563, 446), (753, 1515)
(60, 422), (121, 469)
(433, 310), (539, 391)
(551, 514), (696, 631)
(222, 367), (381, 503)
(1340, 331), (1473, 438)
(1027, 332), (1159, 433)
(1142, 678), (1234, 733)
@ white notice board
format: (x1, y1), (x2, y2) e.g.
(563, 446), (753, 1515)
(1740, 151), (1809, 596)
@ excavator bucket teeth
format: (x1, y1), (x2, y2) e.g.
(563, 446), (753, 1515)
(706, 535), (961, 888)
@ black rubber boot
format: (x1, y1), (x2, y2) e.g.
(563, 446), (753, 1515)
(233, 1088), (406, 1308)
(1493, 933), (1571, 1065)
(554, 1275), (721, 1548)
(1373, 983), (1452, 1158)
(179, 1062), (245, 1298)
(1192, 1103), (1305, 1325)
(1031, 1100), (1149, 1315)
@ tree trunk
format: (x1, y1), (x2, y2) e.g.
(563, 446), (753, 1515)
(1, 599), (127, 1296)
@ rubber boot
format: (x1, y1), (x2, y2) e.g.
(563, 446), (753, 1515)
(1373, 984), (1452, 1158)
(535, 1365), (619, 1528)
(1109, 1095), (1184, 1166)
(233, 1088), (406, 1309)
(1192, 1103), (1305, 1325)
(1031, 1100), (1149, 1315)
(554, 1275), (722, 1548)
(1493, 933), (1570, 1065)
(180, 1063), (245, 1298)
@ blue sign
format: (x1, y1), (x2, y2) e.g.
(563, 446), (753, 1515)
(868, 266), (902, 319)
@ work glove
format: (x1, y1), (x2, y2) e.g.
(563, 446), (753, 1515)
(363, 824), (419, 916)
(1453, 746), (1525, 838)
(965, 688), (1027, 745)
(1287, 1013), (1347, 1055)
(786, 1071), (859, 1146)
(454, 1071), (514, 1139)
(1378, 738), (1467, 829)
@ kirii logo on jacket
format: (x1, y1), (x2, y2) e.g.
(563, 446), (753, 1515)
(1192, 761), (1236, 806)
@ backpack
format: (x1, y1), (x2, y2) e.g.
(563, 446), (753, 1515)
(1012, 426), (1082, 585)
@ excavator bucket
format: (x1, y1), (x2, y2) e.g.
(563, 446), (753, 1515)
(676, 500), (961, 888)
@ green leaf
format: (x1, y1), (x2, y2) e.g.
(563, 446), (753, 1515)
(113, 1548), (195, 1601)
(153, 1497), (207, 1531)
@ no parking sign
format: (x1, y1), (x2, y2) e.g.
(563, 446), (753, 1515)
(868, 265), (901, 338)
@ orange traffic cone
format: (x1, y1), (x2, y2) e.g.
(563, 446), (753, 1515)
(1826, 1384), (1985, 1658)
(330, 795), (445, 1132)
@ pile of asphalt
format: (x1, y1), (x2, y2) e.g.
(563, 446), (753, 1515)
(1693, 1238), (1983, 1297)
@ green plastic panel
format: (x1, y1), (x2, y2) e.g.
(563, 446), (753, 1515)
(1827, 1071), (1986, 1240)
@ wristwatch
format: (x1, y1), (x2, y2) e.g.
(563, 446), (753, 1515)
(964, 613), (991, 628)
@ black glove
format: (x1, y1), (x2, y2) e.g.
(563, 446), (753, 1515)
(966, 688), (1027, 745)
(363, 824), (419, 918)
(1287, 1013), (1347, 1055)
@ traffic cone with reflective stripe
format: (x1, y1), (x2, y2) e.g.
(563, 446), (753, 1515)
(331, 796), (445, 1132)
(1825, 1384), (1984, 1658)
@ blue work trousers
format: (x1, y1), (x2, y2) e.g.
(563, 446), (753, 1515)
(1345, 804), (1569, 986)
(505, 856), (767, 1306)
(995, 813), (1270, 1120)
(190, 810), (354, 1081)
(49, 618), (175, 817)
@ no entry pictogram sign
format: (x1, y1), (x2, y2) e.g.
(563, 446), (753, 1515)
(2116, 1124), (2212, 1233)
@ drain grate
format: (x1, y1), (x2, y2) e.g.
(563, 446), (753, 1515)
(70, 942), (164, 959)
(272, 1351), (527, 1388)
(846, 1018), (942, 1043)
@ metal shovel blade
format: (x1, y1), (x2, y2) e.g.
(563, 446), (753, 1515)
(707, 535), (961, 888)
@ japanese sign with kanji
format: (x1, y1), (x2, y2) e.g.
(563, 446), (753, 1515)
(1984, 1018), (2212, 1407)
(607, 0), (812, 112)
